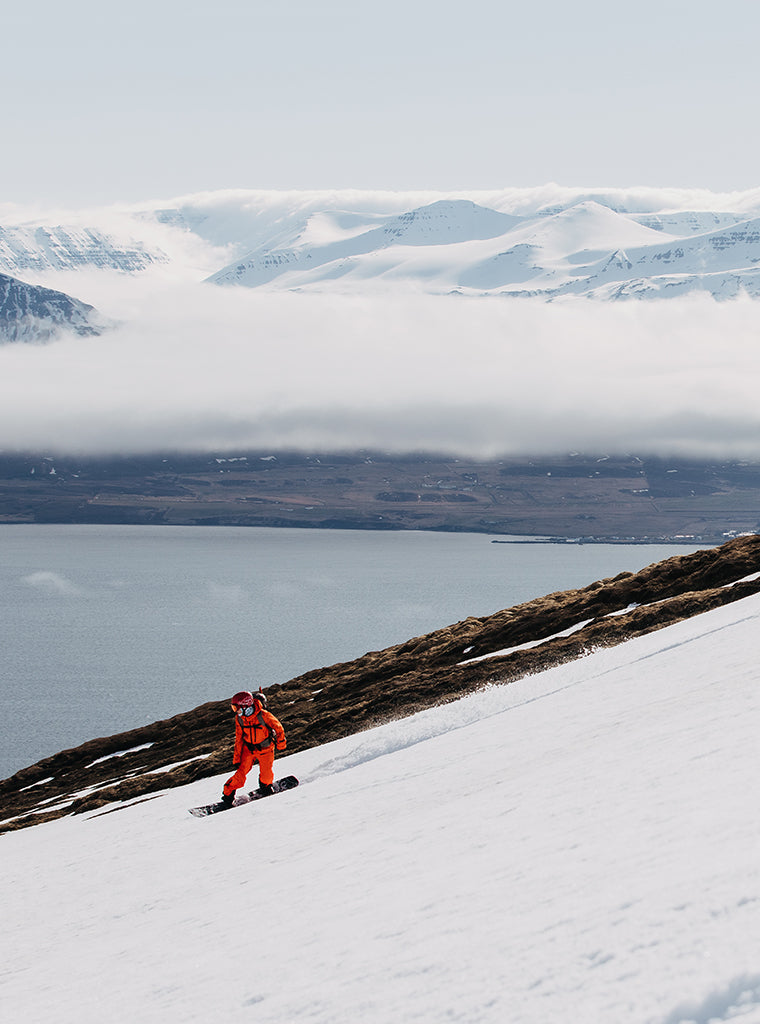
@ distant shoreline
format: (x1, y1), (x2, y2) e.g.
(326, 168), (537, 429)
(0, 450), (756, 545)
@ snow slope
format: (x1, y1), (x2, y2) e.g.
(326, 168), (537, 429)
(3, 593), (760, 1024)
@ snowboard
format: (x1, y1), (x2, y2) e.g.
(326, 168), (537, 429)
(188, 776), (299, 817)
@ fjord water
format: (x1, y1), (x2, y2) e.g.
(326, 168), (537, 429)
(0, 524), (702, 779)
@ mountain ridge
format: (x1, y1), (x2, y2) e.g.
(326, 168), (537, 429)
(5, 186), (760, 300)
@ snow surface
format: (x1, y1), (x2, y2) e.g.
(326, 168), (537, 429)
(84, 742), (155, 768)
(3, 594), (760, 1024)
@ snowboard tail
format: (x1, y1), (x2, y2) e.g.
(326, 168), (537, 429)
(189, 776), (299, 817)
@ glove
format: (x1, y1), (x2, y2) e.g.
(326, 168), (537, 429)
(276, 744), (286, 753)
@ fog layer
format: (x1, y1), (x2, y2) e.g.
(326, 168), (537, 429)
(1, 277), (758, 458)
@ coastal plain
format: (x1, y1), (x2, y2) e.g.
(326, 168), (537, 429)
(0, 451), (758, 543)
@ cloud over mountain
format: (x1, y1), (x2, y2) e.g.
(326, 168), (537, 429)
(0, 278), (759, 458)
(1, 186), (760, 458)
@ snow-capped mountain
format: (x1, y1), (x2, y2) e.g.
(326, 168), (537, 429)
(0, 223), (167, 274)
(205, 197), (760, 299)
(4, 186), (760, 300)
(554, 214), (760, 300)
(0, 273), (107, 343)
(206, 199), (521, 288)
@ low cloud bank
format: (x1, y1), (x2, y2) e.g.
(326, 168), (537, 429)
(1, 278), (759, 459)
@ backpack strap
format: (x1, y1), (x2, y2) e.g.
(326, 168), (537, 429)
(240, 706), (276, 751)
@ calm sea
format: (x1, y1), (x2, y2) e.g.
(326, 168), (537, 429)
(0, 525), (704, 780)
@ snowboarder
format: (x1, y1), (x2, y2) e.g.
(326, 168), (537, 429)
(220, 690), (287, 808)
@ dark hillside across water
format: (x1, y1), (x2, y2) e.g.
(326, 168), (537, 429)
(0, 451), (759, 542)
(2, 533), (759, 833)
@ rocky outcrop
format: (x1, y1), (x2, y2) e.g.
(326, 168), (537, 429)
(0, 273), (106, 343)
(2, 534), (759, 832)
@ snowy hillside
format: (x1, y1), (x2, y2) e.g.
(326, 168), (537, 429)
(206, 197), (760, 299)
(4, 185), (760, 300)
(3, 592), (760, 1024)
(206, 199), (523, 288)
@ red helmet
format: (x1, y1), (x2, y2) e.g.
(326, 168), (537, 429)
(231, 690), (254, 707)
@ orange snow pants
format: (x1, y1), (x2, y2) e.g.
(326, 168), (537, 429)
(223, 744), (275, 796)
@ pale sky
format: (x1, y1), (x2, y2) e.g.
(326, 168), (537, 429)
(4, 0), (760, 207)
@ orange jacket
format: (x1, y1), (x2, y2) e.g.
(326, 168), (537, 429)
(233, 706), (286, 764)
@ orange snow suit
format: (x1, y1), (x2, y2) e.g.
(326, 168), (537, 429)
(223, 706), (286, 796)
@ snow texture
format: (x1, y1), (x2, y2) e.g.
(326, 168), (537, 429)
(3, 592), (760, 1023)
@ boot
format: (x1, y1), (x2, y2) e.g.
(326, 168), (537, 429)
(257, 782), (274, 797)
(220, 791), (235, 808)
